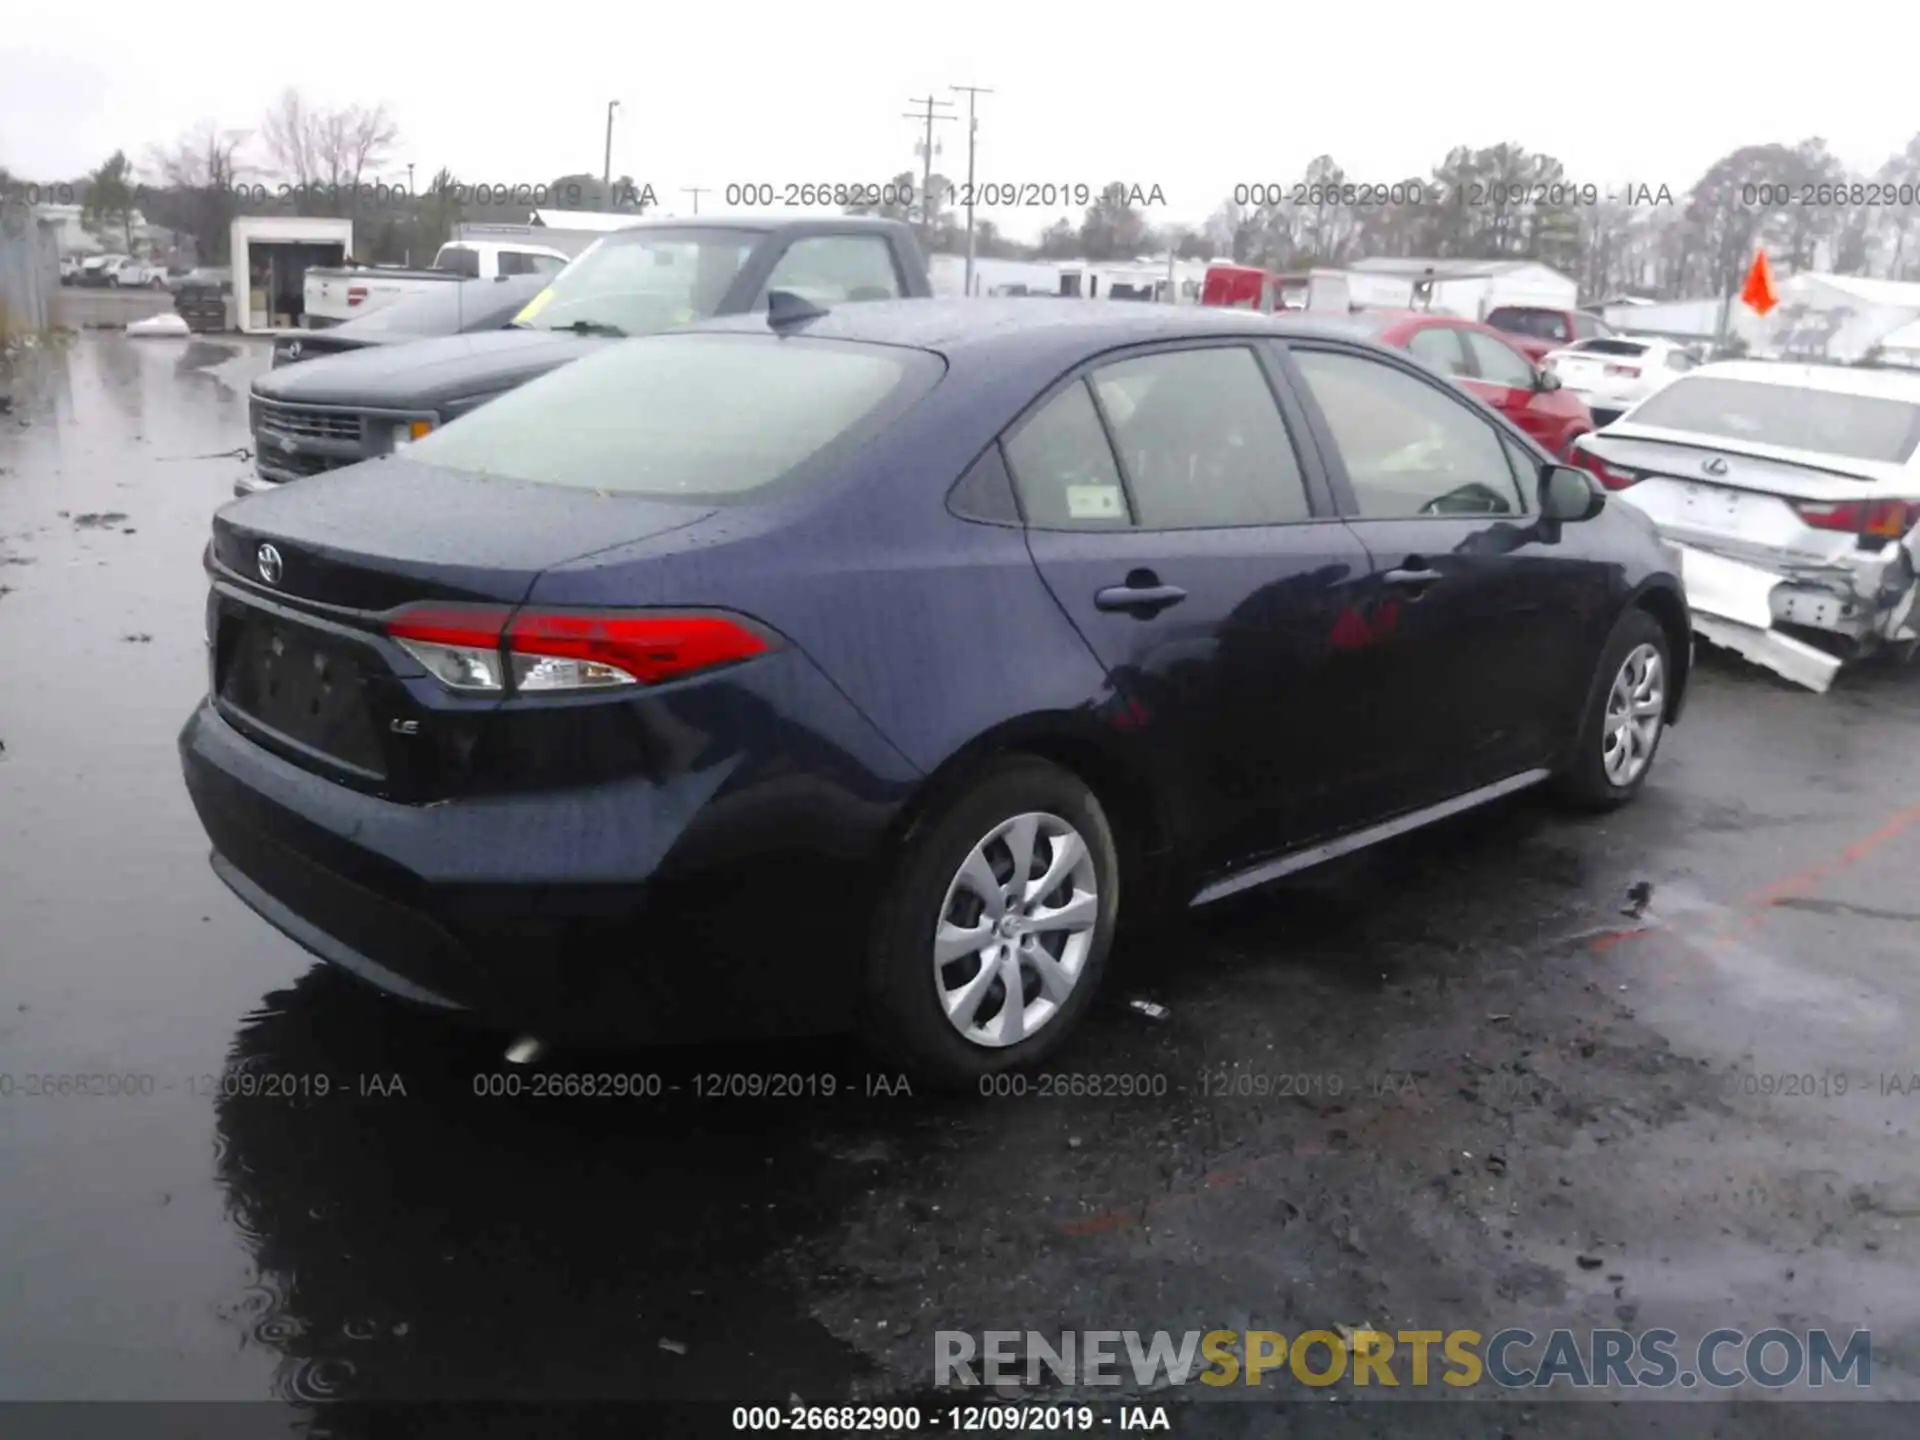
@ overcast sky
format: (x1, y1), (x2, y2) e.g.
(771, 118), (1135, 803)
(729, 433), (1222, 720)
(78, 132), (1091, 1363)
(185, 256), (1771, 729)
(5, 3), (1917, 240)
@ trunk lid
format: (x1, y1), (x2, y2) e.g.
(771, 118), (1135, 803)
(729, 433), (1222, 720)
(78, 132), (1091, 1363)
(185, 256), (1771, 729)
(214, 457), (714, 610)
(208, 461), (716, 799)
(1582, 430), (1901, 568)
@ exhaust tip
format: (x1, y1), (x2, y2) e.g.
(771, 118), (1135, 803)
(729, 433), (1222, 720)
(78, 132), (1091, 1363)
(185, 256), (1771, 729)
(503, 1036), (548, 1066)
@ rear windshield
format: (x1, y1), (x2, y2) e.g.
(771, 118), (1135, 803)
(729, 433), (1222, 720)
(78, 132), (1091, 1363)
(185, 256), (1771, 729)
(433, 245), (483, 278)
(1623, 376), (1920, 463)
(1568, 338), (1648, 357)
(404, 333), (942, 500)
(1486, 308), (1570, 341)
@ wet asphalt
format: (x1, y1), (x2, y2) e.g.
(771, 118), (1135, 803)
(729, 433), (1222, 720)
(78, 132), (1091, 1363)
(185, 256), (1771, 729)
(2, 335), (1918, 1436)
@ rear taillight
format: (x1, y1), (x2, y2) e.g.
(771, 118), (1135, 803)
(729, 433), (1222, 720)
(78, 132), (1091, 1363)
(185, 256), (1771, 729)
(1571, 444), (1643, 490)
(1604, 363), (1642, 378)
(385, 605), (775, 694)
(1790, 498), (1920, 540)
(347, 286), (367, 307)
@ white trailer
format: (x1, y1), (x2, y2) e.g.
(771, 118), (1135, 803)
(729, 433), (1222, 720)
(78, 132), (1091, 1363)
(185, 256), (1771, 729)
(230, 216), (354, 335)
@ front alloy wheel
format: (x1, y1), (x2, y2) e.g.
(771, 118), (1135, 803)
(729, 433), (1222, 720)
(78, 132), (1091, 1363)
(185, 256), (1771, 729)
(934, 812), (1099, 1048)
(1601, 643), (1664, 787)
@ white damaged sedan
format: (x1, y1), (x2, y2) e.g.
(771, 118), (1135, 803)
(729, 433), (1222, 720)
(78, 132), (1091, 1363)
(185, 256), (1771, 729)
(1570, 361), (1920, 691)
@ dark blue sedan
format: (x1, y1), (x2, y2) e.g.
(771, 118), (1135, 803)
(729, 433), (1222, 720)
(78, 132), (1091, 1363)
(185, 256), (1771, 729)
(180, 299), (1690, 1086)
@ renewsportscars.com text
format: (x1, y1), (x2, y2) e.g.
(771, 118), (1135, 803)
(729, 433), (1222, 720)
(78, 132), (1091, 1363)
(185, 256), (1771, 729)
(936, 1327), (1872, 1390)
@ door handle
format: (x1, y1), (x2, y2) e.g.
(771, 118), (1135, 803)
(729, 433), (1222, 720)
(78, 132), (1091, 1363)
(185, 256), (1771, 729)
(1382, 562), (1443, 593)
(1095, 583), (1187, 615)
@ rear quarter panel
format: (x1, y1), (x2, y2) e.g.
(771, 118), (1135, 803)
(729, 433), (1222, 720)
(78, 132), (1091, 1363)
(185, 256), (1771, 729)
(526, 383), (1117, 781)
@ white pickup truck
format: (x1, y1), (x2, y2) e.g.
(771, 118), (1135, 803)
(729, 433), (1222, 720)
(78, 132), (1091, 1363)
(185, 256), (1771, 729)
(303, 240), (570, 328)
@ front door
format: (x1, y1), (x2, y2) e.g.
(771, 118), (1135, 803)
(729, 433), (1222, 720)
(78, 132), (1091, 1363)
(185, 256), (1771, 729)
(1003, 342), (1378, 869)
(1459, 327), (1562, 453)
(1281, 342), (1599, 802)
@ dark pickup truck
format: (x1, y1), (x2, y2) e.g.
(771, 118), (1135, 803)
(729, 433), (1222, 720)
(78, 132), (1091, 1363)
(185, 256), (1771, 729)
(242, 216), (934, 495)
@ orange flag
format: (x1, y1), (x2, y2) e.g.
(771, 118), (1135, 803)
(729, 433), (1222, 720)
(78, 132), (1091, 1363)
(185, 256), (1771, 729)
(1740, 251), (1779, 316)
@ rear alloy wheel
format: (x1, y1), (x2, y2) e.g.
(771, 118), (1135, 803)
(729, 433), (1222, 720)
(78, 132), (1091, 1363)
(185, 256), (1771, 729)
(1554, 608), (1670, 809)
(864, 758), (1119, 1088)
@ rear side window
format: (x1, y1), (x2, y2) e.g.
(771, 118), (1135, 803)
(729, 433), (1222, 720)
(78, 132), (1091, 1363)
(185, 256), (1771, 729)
(404, 333), (942, 499)
(1621, 376), (1920, 462)
(1088, 348), (1310, 527)
(434, 245), (481, 278)
(1004, 382), (1131, 527)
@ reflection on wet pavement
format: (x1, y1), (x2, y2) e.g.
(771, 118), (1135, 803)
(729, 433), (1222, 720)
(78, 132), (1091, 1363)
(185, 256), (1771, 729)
(3, 337), (1919, 1433)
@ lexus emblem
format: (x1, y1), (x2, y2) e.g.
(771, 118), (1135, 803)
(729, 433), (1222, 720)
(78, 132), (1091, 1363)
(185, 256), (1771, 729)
(256, 543), (283, 586)
(1702, 456), (1729, 476)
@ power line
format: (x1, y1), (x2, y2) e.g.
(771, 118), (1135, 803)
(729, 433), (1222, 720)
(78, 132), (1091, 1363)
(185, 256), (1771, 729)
(901, 95), (956, 237)
(950, 85), (994, 296)
(682, 186), (709, 216)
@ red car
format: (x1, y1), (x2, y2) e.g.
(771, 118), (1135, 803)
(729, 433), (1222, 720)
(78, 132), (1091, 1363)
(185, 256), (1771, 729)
(1319, 310), (1596, 460)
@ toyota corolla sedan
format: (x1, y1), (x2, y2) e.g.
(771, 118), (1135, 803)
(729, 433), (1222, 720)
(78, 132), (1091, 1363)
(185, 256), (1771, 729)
(180, 300), (1690, 1086)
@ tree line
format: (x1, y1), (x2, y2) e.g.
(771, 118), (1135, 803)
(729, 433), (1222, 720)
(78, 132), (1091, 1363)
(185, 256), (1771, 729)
(0, 88), (647, 268)
(846, 134), (1920, 301)
(11, 108), (1920, 302)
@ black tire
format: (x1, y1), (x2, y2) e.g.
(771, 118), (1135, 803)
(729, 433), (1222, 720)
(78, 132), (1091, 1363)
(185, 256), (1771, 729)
(862, 756), (1120, 1091)
(1553, 607), (1672, 810)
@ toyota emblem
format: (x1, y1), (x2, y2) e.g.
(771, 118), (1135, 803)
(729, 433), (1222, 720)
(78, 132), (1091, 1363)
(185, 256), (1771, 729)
(1702, 456), (1729, 476)
(256, 543), (283, 586)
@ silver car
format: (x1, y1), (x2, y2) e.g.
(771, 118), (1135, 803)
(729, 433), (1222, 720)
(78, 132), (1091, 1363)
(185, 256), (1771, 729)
(1569, 360), (1920, 690)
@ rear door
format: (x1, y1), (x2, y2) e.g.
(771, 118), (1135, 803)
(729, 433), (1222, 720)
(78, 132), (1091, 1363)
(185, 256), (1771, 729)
(1006, 341), (1380, 866)
(1280, 342), (1604, 797)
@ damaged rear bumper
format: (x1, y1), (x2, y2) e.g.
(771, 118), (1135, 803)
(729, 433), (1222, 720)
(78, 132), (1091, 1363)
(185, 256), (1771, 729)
(1676, 542), (1919, 692)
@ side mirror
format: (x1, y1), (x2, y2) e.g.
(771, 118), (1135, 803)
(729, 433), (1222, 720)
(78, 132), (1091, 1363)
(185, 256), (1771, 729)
(1539, 463), (1604, 523)
(1535, 367), (1563, 392)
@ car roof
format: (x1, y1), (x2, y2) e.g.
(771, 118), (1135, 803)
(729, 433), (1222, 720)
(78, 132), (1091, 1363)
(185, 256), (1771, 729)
(689, 298), (1368, 362)
(1680, 359), (1920, 400)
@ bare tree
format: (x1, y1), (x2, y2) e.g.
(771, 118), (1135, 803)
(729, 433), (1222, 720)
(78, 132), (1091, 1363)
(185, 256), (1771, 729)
(260, 88), (322, 189)
(259, 89), (399, 210)
(316, 103), (399, 191)
(143, 121), (252, 262)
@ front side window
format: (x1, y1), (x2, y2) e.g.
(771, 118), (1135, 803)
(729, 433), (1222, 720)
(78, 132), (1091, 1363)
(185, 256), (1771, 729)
(759, 236), (903, 305)
(1406, 326), (1471, 378)
(403, 333), (940, 500)
(1293, 348), (1524, 518)
(1088, 347), (1311, 527)
(518, 227), (763, 336)
(1463, 330), (1538, 389)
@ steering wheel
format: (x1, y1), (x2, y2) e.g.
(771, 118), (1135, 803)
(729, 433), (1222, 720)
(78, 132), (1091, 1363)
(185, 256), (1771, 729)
(1418, 482), (1512, 516)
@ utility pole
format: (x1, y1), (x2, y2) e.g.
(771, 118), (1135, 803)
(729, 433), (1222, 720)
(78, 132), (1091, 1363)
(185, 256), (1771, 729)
(901, 95), (955, 241)
(603, 100), (621, 189)
(682, 186), (708, 216)
(950, 84), (993, 297)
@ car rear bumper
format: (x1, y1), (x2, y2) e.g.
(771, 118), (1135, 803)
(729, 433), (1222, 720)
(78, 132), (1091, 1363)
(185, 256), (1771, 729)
(1668, 540), (1918, 691)
(179, 694), (911, 1044)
